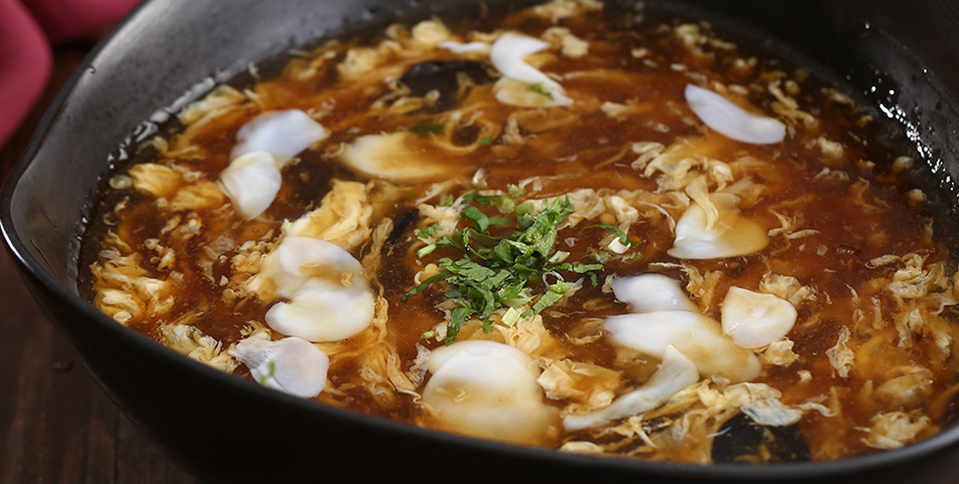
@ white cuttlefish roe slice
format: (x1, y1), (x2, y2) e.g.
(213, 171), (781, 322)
(256, 237), (375, 342)
(218, 151), (282, 220)
(339, 132), (452, 182)
(422, 340), (560, 445)
(490, 32), (572, 107)
(230, 109), (329, 166)
(611, 273), (697, 313)
(563, 345), (698, 431)
(668, 193), (769, 259)
(266, 279), (375, 342)
(604, 311), (761, 382)
(255, 236), (365, 298)
(721, 287), (797, 349)
(220, 109), (328, 219)
(685, 84), (785, 144)
(231, 336), (330, 398)
(439, 40), (490, 55)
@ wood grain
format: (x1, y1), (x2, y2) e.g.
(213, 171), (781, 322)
(0, 40), (194, 484)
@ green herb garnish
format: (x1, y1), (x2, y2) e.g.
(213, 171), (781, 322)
(417, 223), (442, 239)
(528, 83), (555, 101)
(479, 136), (494, 145)
(413, 123), (446, 137)
(507, 184), (526, 199)
(403, 193), (605, 344)
(586, 224), (643, 247)
(590, 251), (610, 264)
(258, 361), (276, 386)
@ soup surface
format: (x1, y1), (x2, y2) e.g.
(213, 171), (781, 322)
(80, 0), (959, 464)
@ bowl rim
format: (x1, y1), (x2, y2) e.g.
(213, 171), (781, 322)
(3, 0), (959, 480)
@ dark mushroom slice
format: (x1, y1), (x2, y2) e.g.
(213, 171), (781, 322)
(711, 413), (811, 464)
(399, 60), (494, 112)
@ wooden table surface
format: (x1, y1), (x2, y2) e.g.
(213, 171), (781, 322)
(0, 40), (195, 484)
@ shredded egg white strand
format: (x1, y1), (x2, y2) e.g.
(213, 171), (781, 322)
(563, 345), (698, 431)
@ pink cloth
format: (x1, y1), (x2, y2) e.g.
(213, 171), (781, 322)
(0, 0), (139, 149)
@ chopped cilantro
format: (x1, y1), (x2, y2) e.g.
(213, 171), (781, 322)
(403, 192), (607, 343)
(461, 205), (491, 232)
(258, 361), (276, 386)
(523, 280), (569, 317)
(501, 307), (521, 327)
(590, 251), (610, 264)
(417, 244), (437, 258)
(413, 123), (446, 137)
(497, 196), (516, 214)
(445, 306), (478, 344)
(417, 223), (442, 239)
(528, 83), (555, 101)
(461, 191), (500, 206)
(439, 194), (455, 207)
(507, 184), (526, 199)
(479, 136), (494, 145)
(586, 224), (643, 247)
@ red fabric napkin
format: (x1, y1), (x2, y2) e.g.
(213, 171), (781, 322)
(0, 0), (139, 149)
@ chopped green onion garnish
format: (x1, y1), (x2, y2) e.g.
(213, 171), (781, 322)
(528, 83), (555, 101)
(403, 192), (611, 343)
(413, 123), (446, 136)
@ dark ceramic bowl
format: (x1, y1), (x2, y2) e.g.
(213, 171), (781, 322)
(5, 0), (959, 482)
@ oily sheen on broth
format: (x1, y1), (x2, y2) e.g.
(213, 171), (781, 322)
(79, 0), (959, 464)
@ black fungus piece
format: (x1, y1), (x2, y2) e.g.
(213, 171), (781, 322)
(284, 149), (358, 206)
(387, 208), (420, 247)
(399, 60), (494, 112)
(711, 413), (810, 463)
